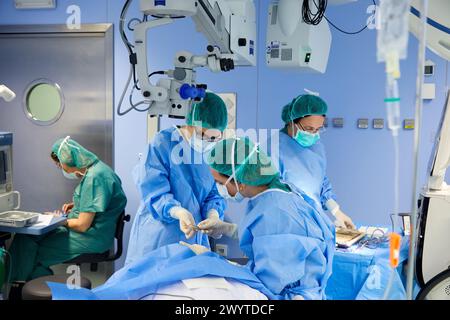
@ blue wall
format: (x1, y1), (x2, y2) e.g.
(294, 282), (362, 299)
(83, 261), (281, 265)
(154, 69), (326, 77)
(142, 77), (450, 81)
(215, 0), (449, 257)
(1, 0), (449, 263)
(257, 1), (450, 229)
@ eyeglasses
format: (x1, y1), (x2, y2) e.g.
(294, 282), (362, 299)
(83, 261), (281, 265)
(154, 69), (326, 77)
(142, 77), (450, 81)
(194, 128), (223, 143)
(298, 122), (326, 134)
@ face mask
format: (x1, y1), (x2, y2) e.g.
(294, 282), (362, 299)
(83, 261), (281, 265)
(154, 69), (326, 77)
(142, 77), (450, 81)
(217, 181), (244, 202)
(293, 124), (320, 147)
(62, 169), (79, 180)
(233, 191), (244, 203)
(216, 183), (232, 200)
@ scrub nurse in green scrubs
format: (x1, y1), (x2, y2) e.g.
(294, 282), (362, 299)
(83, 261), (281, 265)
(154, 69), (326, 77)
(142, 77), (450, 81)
(9, 136), (127, 282)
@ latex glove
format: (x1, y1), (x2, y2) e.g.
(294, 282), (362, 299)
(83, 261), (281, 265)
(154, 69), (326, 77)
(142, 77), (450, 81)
(179, 241), (210, 255)
(326, 199), (355, 230)
(335, 210), (356, 230)
(198, 211), (238, 239)
(62, 202), (74, 214)
(170, 207), (196, 239)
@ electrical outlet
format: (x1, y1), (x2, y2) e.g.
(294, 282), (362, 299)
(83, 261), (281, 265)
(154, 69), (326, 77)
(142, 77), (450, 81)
(215, 244), (228, 257)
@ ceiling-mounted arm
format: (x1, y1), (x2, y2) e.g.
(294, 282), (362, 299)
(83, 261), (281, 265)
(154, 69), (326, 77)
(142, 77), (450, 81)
(118, 0), (256, 118)
(192, 0), (257, 66)
(133, 18), (175, 102)
(139, 0), (256, 66)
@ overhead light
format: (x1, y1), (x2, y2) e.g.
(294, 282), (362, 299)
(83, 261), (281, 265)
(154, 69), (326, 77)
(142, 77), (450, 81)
(15, 0), (56, 9)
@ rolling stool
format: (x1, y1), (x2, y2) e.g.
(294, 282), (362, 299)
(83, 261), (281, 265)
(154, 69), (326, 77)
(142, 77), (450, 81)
(20, 212), (129, 300)
(22, 274), (91, 300)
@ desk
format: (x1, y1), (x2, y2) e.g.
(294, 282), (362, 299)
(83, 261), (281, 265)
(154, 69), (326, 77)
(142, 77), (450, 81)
(0, 216), (66, 247)
(326, 235), (413, 300)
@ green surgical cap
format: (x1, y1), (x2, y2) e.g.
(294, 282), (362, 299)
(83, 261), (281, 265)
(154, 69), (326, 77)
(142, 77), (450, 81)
(186, 92), (228, 132)
(51, 137), (98, 168)
(281, 94), (328, 124)
(207, 137), (280, 187)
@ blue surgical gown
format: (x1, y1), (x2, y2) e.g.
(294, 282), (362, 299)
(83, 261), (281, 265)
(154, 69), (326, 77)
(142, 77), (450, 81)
(239, 188), (336, 300)
(275, 130), (336, 211)
(125, 127), (226, 265)
(48, 244), (277, 300)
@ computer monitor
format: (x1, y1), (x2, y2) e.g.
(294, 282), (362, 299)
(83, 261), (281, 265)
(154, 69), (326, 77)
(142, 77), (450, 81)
(427, 89), (450, 190)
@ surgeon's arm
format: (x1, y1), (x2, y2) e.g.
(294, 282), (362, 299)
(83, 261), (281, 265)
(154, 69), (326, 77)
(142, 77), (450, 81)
(65, 212), (95, 233)
(200, 182), (226, 221)
(136, 141), (182, 223)
(320, 176), (337, 211)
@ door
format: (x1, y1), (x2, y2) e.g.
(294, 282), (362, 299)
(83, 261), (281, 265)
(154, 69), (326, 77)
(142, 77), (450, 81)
(0, 24), (113, 212)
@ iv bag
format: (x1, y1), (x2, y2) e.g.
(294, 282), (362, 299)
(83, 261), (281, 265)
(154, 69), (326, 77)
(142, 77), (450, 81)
(377, 0), (412, 63)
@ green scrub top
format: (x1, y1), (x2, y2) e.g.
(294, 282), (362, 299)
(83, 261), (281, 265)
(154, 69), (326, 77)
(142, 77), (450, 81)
(68, 160), (127, 253)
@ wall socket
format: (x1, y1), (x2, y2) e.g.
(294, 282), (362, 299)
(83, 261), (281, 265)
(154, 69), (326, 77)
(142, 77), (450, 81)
(215, 244), (228, 257)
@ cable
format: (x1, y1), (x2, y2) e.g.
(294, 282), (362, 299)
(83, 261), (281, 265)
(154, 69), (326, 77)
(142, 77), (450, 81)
(118, 0), (139, 116)
(312, 0), (377, 35)
(118, 0), (175, 116)
(117, 63), (135, 116)
(129, 86), (151, 112)
(120, 0), (135, 50)
(302, 0), (328, 26)
(127, 18), (142, 32)
(119, 0), (142, 91)
(118, 0), (152, 116)
(356, 228), (389, 250)
(149, 71), (165, 78)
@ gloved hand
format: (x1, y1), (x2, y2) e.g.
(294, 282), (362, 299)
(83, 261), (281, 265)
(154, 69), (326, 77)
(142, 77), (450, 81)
(326, 199), (355, 230)
(198, 210), (238, 239)
(335, 209), (356, 230)
(179, 241), (210, 255)
(292, 295), (304, 300)
(170, 207), (196, 239)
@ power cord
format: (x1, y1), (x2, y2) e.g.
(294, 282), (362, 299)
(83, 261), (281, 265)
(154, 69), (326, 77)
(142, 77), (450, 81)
(302, 0), (328, 25)
(311, 0), (377, 35)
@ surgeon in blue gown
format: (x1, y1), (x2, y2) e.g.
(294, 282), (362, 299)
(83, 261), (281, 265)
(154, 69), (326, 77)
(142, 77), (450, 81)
(125, 92), (228, 265)
(269, 94), (355, 229)
(49, 137), (336, 301)
(198, 137), (336, 300)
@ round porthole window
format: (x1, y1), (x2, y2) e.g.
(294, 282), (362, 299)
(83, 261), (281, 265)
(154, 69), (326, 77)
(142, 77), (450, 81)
(23, 80), (64, 126)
